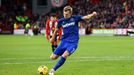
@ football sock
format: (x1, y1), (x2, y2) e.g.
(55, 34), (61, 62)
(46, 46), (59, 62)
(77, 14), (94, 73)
(53, 56), (66, 71)
(52, 45), (57, 52)
(53, 45), (57, 51)
(51, 45), (55, 52)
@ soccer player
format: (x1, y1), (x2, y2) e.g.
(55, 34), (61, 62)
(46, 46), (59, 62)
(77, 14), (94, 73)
(49, 6), (97, 75)
(45, 14), (62, 52)
(24, 22), (30, 36)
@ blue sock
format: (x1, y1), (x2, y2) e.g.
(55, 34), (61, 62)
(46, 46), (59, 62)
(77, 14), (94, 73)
(53, 56), (66, 71)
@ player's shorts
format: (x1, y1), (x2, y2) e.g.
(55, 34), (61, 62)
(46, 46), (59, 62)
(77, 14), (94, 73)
(53, 40), (78, 56)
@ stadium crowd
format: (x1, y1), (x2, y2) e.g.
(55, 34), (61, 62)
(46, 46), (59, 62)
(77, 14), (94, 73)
(70, 0), (134, 29)
(0, 0), (44, 31)
(0, 0), (134, 31)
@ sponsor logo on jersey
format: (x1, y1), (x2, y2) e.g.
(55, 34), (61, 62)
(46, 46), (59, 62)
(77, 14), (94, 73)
(62, 22), (75, 28)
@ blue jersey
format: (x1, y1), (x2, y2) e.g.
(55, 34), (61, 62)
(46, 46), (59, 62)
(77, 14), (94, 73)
(57, 15), (83, 43)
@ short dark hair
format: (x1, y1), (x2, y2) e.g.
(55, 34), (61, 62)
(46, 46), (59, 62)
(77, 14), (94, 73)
(50, 13), (56, 17)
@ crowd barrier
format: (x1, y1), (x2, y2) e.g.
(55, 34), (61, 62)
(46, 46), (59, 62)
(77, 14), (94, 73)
(13, 29), (134, 36)
(92, 29), (134, 36)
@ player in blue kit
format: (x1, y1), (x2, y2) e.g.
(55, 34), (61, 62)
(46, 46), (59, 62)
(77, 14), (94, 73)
(49, 6), (97, 75)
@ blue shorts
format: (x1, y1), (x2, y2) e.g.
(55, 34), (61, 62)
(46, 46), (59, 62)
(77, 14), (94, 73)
(53, 40), (78, 56)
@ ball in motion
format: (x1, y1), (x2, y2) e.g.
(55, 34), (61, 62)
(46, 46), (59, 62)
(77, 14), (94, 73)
(38, 65), (48, 75)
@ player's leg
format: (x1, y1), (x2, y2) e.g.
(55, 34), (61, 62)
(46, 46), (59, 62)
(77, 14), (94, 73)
(52, 50), (69, 71)
(50, 42), (78, 74)
(53, 35), (58, 51)
(49, 41), (66, 75)
(50, 35), (55, 52)
(50, 41), (65, 60)
(52, 42), (57, 52)
(49, 51), (69, 75)
(24, 29), (28, 35)
(51, 35), (58, 52)
(51, 44), (55, 52)
(49, 50), (61, 75)
(50, 53), (59, 60)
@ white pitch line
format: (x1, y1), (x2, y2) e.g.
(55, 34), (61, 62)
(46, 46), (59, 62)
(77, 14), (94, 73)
(72, 56), (134, 59)
(0, 58), (46, 60)
(0, 56), (134, 65)
(1, 56), (134, 60)
(2, 61), (53, 65)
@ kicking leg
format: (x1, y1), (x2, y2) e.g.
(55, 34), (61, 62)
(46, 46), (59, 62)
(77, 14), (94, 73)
(53, 50), (69, 71)
(49, 51), (69, 75)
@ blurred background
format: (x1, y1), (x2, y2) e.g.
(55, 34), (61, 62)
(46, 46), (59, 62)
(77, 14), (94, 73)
(0, 1), (134, 75)
(0, 0), (134, 36)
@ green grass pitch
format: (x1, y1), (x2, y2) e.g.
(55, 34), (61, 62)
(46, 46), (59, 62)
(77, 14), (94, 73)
(0, 35), (134, 75)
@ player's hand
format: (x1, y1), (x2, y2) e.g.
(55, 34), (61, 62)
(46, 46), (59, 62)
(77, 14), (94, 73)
(57, 40), (60, 44)
(92, 12), (97, 17)
(50, 38), (54, 43)
(46, 36), (50, 42)
(46, 39), (50, 42)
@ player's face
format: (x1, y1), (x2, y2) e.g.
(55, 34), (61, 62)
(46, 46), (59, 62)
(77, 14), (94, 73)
(63, 10), (71, 19)
(50, 16), (56, 21)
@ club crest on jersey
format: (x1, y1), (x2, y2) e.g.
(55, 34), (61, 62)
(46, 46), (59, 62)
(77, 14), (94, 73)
(62, 22), (75, 28)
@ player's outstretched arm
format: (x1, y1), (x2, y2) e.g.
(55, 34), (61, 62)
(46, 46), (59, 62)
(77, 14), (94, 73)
(50, 28), (59, 43)
(82, 12), (97, 21)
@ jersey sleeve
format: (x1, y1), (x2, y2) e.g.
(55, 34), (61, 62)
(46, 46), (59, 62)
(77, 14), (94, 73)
(75, 15), (84, 22)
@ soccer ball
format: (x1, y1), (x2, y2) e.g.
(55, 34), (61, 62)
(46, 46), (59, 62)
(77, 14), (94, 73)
(38, 65), (48, 75)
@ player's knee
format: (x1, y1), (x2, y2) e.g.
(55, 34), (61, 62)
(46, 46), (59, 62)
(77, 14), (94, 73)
(62, 55), (68, 59)
(50, 55), (58, 60)
(62, 51), (70, 59)
(50, 56), (55, 60)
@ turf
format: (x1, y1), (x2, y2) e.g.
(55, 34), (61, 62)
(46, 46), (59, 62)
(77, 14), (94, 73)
(0, 35), (134, 75)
